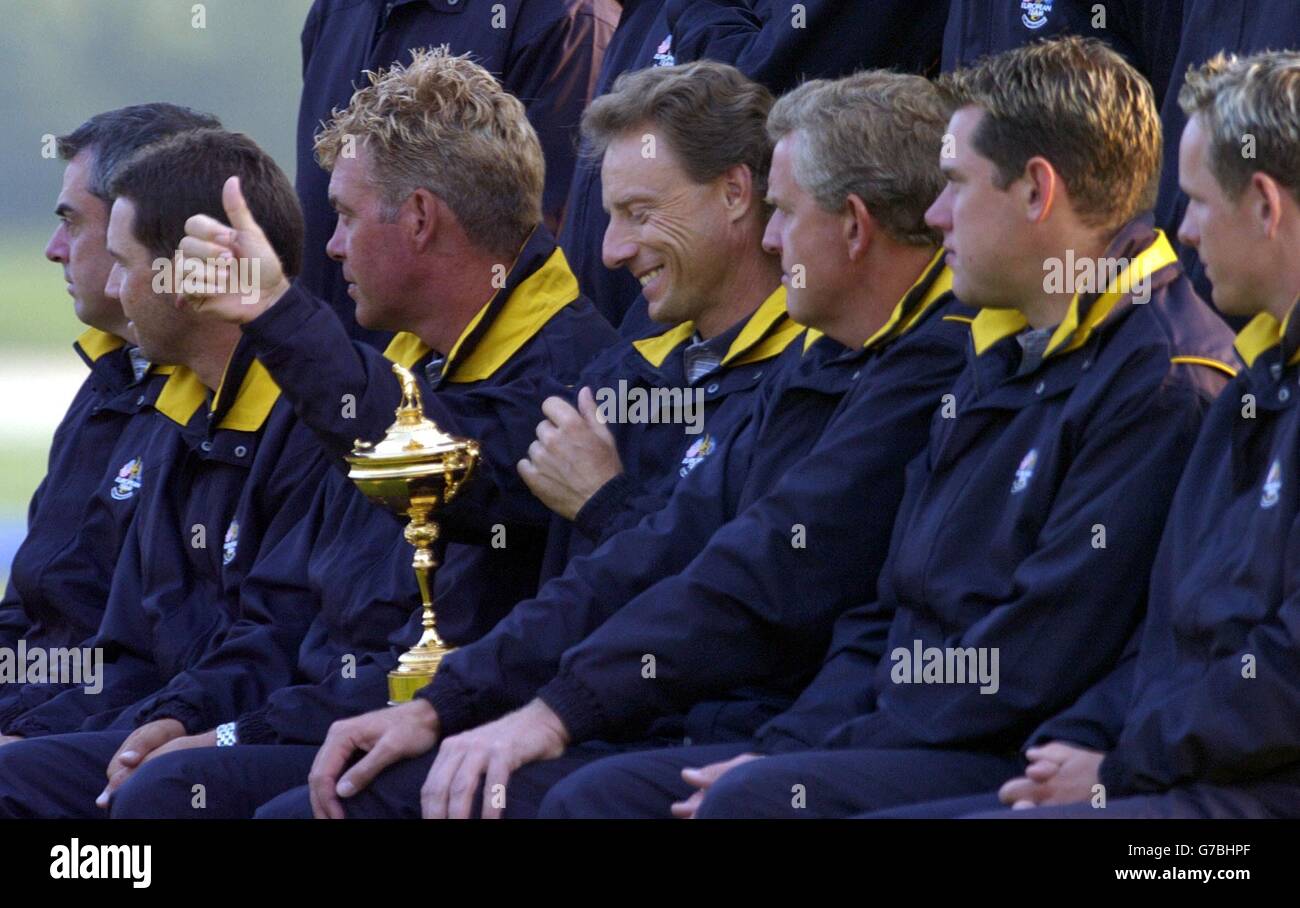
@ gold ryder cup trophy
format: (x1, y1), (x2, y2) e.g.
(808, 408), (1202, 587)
(346, 363), (480, 704)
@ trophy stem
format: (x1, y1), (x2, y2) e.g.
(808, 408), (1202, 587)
(388, 508), (453, 704)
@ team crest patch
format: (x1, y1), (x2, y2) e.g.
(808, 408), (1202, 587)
(223, 520), (240, 565)
(653, 34), (676, 67)
(1011, 448), (1038, 495)
(679, 434), (715, 477)
(1021, 0), (1053, 30)
(1261, 459), (1283, 509)
(110, 457), (143, 501)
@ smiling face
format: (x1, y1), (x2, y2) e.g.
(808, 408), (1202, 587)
(104, 197), (189, 364)
(926, 106), (1038, 309)
(600, 129), (735, 327)
(1177, 113), (1272, 318)
(762, 133), (850, 332)
(44, 152), (125, 336)
(324, 144), (418, 332)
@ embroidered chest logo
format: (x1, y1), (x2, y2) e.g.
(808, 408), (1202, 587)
(1011, 448), (1038, 495)
(679, 434), (715, 477)
(223, 519), (240, 565)
(110, 457), (143, 501)
(653, 34), (676, 67)
(1261, 459), (1283, 509)
(1021, 0), (1053, 30)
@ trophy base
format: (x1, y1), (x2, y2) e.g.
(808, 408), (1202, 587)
(387, 644), (452, 705)
(388, 669), (436, 705)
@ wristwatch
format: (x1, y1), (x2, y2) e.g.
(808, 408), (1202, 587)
(215, 721), (238, 747)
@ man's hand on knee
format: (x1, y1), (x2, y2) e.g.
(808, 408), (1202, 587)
(309, 699), (441, 819)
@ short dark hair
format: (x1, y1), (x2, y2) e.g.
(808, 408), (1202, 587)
(109, 129), (305, 278)
(57, 103), (223, 202)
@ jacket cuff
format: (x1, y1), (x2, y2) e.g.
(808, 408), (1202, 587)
(416, 673), (478, 738)
(572, 472), (636, 542)
(139, 699), (207, 736)
(536, 674), (605, 744)
(235, 707), (278, 745)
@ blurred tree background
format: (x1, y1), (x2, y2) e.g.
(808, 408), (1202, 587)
(0, 0), (314, 575)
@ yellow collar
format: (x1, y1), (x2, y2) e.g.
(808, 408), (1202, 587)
(632, 285), (800, 368)
(74, 327), (125, 364)
(381, 246), (580, 382)
(154, 357), (282, 431)
(802, 249), (953, 353)
(1234, 302), (1300, 368)
(971, 231), (1179, 357)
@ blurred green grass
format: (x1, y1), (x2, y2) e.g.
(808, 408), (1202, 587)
(0, 230), (85, 352)
(0, 230), (80, 518)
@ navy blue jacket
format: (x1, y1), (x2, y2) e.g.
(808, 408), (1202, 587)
(563, 0), (945, 331)
(754, 221), (1237, 756)
(943, 0), (1184, 105)
(1155, 0), (1300, 305)
(1031, 307), (1300, 794)
(0, 333), (175, 724)
(297, 0), (617, 342)
(419, 258), (973, 744)
(2, 342), (333, 737)
(242, 226), (617, 646)
(0, 331), (160, 653)
(541, 285), (802, 583)
(219, 286), (796, 745)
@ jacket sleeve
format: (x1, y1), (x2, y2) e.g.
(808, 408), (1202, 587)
(1101, 510), (1300, 793)
(125, 448), (333, 734)
(784, 366), (1210, 754)
(537, 333), (969, 743)
(0, 473), (48, 652)
(1024, 630), (1139, 754)
(235, 653), (396, 745)
(414, 414), (754, 736)
(1, 526), (164, 736)
(241, 283), (565, 539)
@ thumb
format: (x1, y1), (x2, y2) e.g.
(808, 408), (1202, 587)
(577, 386), (601, 423)
(222, 175), (260, 235)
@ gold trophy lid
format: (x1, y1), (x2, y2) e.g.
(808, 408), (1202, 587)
(346, 363), (477, 465)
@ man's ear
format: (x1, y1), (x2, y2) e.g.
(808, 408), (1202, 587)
(843, 193), (876, 261)
(1249, 171), (1286, 240)
(1021, 156), (1059, 225)
(406, 188), (442, 250)
(720, 163), (756, 223)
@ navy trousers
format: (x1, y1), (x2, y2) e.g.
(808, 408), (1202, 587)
(110, 745), (319, 819)
(255, 740), (656, 819)
(542, 744), (1023, 818)
(0, 730), (130, 818)
(857, 783), (1300, 819)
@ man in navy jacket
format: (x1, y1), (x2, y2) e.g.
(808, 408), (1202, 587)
(295, 0), (617, 343)
(540, 37), (1237, 819)
(0, 129), (340, 818)
(0, 104), (222, 729)
(863, 50), (1300, 821)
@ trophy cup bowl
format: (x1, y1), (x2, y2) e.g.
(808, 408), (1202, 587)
(346, 363), (480, 704)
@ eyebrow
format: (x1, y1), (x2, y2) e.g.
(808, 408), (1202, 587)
(328, 193), (354, 215)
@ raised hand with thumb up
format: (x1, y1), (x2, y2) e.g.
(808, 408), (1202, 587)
(176, 175), (292, 323)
